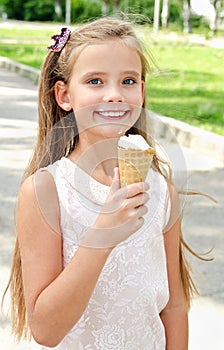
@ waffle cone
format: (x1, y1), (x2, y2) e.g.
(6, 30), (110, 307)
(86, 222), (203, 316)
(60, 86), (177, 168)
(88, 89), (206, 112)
(118, 146), (154, 187)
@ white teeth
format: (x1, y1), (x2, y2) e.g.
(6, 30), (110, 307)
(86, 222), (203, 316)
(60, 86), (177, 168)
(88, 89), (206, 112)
(98, 111), (126, 117)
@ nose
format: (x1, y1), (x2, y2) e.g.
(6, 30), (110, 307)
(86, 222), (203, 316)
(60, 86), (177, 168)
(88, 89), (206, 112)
(102, 85), (124, 103)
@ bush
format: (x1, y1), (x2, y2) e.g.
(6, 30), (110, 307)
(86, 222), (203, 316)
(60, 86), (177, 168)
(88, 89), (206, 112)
(191, 13), (209, 29)
(24, 0), (55, 21)
(71, 0), (102, 23)
(169, 1), (182, 24)
(1, 0), (25, 20)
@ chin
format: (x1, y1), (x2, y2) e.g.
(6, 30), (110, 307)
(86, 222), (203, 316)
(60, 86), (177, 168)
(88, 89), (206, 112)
(100, 125), (129, 139)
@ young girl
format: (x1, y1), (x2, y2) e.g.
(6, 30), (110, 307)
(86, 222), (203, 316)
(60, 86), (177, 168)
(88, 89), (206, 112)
(5, 18), (194, 349)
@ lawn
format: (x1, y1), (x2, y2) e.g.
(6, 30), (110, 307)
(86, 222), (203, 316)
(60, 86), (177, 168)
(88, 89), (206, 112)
(146, 41), (224, 135)
(0, 24), (223, 135)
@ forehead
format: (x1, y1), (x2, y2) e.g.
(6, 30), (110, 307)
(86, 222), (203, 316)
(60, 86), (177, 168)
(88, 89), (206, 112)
(72, 40), (142, 74)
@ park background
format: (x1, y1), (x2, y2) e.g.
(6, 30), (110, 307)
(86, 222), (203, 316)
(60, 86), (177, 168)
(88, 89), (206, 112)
(0, 0), (224, 349)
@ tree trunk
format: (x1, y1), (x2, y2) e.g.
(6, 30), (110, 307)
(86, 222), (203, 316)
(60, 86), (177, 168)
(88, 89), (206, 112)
(65, 0), (71, 25)
(153, 0), (161, 33)
(183, 0), (191, 34)
(161, 0), (169, 28)
(211, 0), (221, 33)
(54, 0), (62, 21)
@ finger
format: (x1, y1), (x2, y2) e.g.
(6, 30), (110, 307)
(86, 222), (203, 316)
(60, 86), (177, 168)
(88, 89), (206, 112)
(135, 192), (150, 207)
(124, 192), (149, 210)
(136, 204), (148, 217)
(127, 205), (148, 224)
(122, 182), (149, 199)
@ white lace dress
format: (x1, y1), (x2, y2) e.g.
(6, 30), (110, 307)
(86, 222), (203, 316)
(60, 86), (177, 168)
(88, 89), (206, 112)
(39, 157), (170, 350)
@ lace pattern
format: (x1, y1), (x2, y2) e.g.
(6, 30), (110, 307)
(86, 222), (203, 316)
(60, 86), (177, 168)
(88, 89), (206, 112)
(40, 157), (170, 350)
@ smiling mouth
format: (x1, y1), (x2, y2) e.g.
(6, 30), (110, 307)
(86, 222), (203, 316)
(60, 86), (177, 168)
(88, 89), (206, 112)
(96, 110), (129, 119)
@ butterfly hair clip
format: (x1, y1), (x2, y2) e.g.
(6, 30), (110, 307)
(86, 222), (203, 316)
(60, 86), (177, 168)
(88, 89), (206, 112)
(48, 27), (71, 52)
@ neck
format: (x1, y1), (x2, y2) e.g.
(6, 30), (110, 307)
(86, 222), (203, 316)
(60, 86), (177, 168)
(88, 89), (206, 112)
(69, 136), (119, 183)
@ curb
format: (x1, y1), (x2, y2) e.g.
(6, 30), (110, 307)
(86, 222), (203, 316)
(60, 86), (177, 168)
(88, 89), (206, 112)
(150, 111), (224, 165)
(0, 56), (39, 84)
(1, 56), (224, 165)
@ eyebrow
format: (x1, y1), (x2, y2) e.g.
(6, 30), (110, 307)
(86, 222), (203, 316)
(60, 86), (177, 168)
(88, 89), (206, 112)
(122, 70), (141, 78)
(81, 70), (141, 80)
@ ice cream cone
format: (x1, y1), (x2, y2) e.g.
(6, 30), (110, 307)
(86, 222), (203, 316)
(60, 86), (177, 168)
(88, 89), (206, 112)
(118, 146), (154, 187)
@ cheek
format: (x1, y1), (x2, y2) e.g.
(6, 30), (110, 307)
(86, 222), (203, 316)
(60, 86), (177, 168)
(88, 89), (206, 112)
(130, 88), (144, 106)
(74, 90), (102, 110)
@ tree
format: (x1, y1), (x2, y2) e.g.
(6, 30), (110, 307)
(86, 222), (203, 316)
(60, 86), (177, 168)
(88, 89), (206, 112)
(210, 0), (224, 32)
(153, 0), (161, 32)
(24, 0), (55, 21)
(65, 0), (71, 24)
(2, 0), (25, 20)
(183, 0), (191, 33)
(161, 0), (169, 28)
(54, 0), (63, 21)
(70, 0), (102, 23)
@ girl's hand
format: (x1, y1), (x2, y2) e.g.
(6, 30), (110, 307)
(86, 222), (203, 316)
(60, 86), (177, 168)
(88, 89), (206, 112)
(81, 167), (149, 248)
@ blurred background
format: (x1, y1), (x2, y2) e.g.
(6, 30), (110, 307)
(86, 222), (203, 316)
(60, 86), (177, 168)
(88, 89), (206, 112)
(0, 1), (224, 349)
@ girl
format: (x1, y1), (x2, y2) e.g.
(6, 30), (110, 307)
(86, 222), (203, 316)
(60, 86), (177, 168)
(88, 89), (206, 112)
(5, 18), (194, 349)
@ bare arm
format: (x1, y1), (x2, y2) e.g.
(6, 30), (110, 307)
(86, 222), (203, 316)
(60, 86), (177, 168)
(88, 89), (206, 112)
(17, 169), (149, 347)
(160, 188), (189, 350)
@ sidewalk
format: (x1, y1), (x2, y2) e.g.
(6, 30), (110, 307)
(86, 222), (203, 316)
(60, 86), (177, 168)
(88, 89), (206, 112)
(0, 67), (224, 349)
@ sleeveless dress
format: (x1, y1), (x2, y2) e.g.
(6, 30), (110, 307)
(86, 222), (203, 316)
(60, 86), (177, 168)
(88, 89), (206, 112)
(39, 157), (170, 350)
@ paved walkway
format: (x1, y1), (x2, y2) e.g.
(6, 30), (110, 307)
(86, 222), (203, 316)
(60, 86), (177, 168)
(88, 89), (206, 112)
(0, 68), (224, 349)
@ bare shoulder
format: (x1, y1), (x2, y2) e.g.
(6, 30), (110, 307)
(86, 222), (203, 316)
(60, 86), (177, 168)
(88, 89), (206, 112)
(17, 170), (61, 236)
(19, 170), (57, 198)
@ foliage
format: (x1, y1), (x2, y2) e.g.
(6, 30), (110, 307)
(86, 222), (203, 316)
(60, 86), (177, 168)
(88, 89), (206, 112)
(24, 0), (55, 21)
(0, 0), (102, 22)
(71, 0), (102, 23)
(169, 0), (182, 24)
(1, 0), (25, 20)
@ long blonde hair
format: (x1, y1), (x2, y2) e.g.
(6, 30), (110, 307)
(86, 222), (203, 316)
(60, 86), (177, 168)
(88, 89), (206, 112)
(3, 17), (204, 342)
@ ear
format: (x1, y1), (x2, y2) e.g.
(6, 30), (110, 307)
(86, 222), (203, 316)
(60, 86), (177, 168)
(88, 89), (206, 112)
(54, 81), (72, 111)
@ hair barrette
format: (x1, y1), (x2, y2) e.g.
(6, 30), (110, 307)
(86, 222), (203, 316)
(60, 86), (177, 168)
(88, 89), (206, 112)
(48, 27), (71, 53)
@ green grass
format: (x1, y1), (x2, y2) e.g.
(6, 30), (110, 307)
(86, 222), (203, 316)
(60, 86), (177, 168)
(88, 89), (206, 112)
(146, 42), (224, 135)
(0, 25), (223, 135)
(0, 44), (47, 69)
(0, 27), (54, 40)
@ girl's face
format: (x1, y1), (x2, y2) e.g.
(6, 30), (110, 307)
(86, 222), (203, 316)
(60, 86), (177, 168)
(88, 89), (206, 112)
(56, 40), (145, 141)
